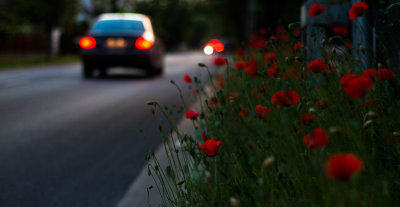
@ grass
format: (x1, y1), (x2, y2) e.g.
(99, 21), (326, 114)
(144, 2), (400, 206)
(0, 54), (80, 70)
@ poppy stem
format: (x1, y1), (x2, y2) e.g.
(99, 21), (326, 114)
(204, 65), (218, 92)
(214, 157), (218, 200)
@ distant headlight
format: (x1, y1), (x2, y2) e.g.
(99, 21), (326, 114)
(204, 44), (214, 55)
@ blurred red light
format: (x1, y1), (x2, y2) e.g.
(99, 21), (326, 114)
(79, 36), (96, 49)
(214, 42), (224, 52)
(135, 37), (153, 49)
(209, 39), (220, 45)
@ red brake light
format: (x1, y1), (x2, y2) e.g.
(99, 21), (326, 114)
(214, 42), (224, 52)
(79, 36), (96, 49)
(135, 37), (153, 50)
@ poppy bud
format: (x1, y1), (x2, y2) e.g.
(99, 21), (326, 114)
(147, 167), (152, 176)
(288, 22), (299, 30)
(308, 107), (317, 114)
(328, 36), (336, 44)
(363, 120), (374, 129)
(329, 126), (342, 136)
(205, 170), (212, 182)
(295, 56), (303, 63)
(393, 131), (400, 137)
(262, 156), (275, 169)
(146, 100), (157, 105)
(332, 48), (336, 54)
(229, 197), (241, 207)
(363, 111), (378, 121)
(198, 62), (206, 67)
(378, 63), (383, 68)
(176, 179), (185, 185)
(285, 56), (289, 63)
(321, 39), (327, 47)
(360, 45), (366, 54)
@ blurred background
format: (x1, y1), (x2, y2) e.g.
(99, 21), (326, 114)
(0, 0), (303, 61)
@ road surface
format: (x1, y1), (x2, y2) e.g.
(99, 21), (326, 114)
(0, 52), (212, 207)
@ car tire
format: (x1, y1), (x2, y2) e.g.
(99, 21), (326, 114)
(83, 64), (93, 78)
(145, 68), (156, 78)
(156, 66), (164, 76)
(99, 67), (108, 77)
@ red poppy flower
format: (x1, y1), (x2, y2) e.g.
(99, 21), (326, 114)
(377, 68), (394, 80)
(365, 99), (373, 108)
(303, 128), (328, 148)
(249, 34), (267, 48)
(228, 92), (239, 101)
(267, 63), (278, 78)
(281, 35), (290, 42)
(201, 131), (209, 141)
(208, 97), (220, 107)
(235, 61), (247, 70)
(309, 3), (326, 18)
(315, 98), (330, 109)
(218, 80), (225, 88)
(215, 74), (223, 81)
(349, 2), (368, 20)
(325, 153), (363, 180)
(259, 28), (268, 35)
(307, 59), (327, 73)
(259, 84), (269, 92)
(293, 28), (301, 36)
(287, 68), (300, 79)
(275, 26), (285, 35)
(185, 109), (200, 120)
(340, 74), (373, 98)
(301, 113), (315, 125)
(255, 105), (270, 118)
(362, 68), (376, 81)
(213, 57), (227, 66)
(240, 108), (248, 117)
(345, 43), (354, 50)
(264, 52), (276, 65)
(236, 49), (244, 58)
(184, 74), (192, 83)
(294, 42), (304, 52)
(198, 140), (221, 157)
(271, 90), (300, 107)
(332, 27), (349, 35)
(340, 74), (359, 85)
(245, 61), (258, 77)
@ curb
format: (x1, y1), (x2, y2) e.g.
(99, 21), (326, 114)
(114, 112), (196, 207)
(115, 71), (216, 207)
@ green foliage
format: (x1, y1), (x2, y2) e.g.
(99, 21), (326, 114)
(146, 19), (400, 207)
(0, 0), (80, 34)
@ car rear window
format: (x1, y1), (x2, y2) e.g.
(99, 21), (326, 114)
(91, 20), (145, 34)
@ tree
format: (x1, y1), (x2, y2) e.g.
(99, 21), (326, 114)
(0, 0), (80, 57)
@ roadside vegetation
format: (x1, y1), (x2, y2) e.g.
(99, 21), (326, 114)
(146, 1), (400, 206)
(0, 54), (80, 70)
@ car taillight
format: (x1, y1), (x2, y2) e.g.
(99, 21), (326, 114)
(135, 37), (153, 50)
(79, 36), (96, 49)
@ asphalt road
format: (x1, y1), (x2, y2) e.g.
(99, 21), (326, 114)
(0, 52), (212, 207)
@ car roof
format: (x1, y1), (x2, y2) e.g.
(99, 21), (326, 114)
(97, 13), (149, 21)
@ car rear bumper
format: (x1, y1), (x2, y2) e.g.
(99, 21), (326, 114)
(81, 49), (152, 69)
